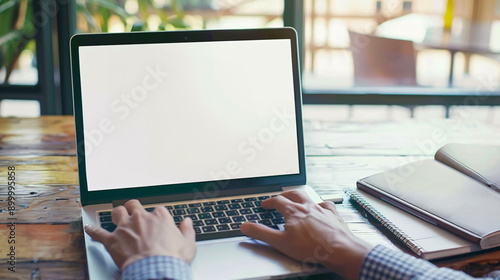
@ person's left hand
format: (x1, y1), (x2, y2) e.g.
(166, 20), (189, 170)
(85, 199), (196, 270)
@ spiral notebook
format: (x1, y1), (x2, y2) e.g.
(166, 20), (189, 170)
(347, 189), (480, 260)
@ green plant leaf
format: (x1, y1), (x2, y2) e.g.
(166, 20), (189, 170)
(0, 0), (20, 14)
(97, 5), (111, 32)
(77, 0), (134, 32)
(0, 0), (35, 83)
(167, 17), (189, 29)
(170, 0), (185, 17)
(131, 21), (145, 31)
(137, 0), (149, 29)
(78, 3), (99, 32)
(0, 31), (22, 46)
(89, 0), (128, 19)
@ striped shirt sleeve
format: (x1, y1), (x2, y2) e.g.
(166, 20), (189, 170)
(121, 255), (192, 280)
(360, 245), (499, 280)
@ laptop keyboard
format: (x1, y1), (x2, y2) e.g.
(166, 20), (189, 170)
(97, 194), (285, 241)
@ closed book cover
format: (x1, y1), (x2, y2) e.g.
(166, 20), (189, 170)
(348, 189), (479, 260)
(357, 159), (500, 249)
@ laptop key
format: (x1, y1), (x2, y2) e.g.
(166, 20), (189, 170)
(99, 216), (112, 223)
(230, 223), (242, 230)
(99, 211), (111, 216)
(202, 226), (216, 233)
(145, 207), (155, 212)
(172, 209), (186, 215)
(244, 197), (257, 201)
(214, 205), (228, 211)
(226, 210), (239, 216)
(188, 203), (202, 207)
(271, 211), (283, 218)
(216, 224), (231, 231)
(194, 227), (202, 234)
(212, 211), (226, 218)
(166, 206), (173, 210)
(205, 219), (218, 225)
(201, 206), (214, 213)
(203, 202), (216, 206)
(239, 209), (252, 215)
(193, 220), (204, 227)
(198, 213), (212, 219)
(258, 219), (272, 226)
(101, 222), (116, 232)
(254, 201), (262, 207)
(258, 196), (270, 200)
(184, 214), (198, 221)
(246, 214), (259, 221)
(259, 213), (273, 219)
(217, 200), (230, 204)
(218, 217), (231, 224)
(232, 216), (246, 222)
(173, 216), (183, 223)
(231, 199), (243, 203)
(253, 207), (266, 213)
(272, 217), (285, 224)
(228, 204), (241, 210)
(241, 202), (254, 208)
(187, 208), (201, 214)
(174, 204), (187, 209)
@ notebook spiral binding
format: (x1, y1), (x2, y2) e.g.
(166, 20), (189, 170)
(345, 189), (424, 257)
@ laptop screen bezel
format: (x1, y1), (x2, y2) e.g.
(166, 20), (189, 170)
(71, 28), (306, 206)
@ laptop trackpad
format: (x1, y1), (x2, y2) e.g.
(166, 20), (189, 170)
(192, 236), (326, 279)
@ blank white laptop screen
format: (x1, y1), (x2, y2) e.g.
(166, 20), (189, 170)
(78, 39), (299, 192)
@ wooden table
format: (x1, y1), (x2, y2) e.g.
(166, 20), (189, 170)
(1, 107), (500, 279)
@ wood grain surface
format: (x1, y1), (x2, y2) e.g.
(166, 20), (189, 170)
(0, 112), (499, 279)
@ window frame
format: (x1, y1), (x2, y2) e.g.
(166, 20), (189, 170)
(284, 1), (500, 106)
(0, 0), (62, 115)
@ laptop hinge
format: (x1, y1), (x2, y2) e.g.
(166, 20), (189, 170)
(112, 184), (283, 207)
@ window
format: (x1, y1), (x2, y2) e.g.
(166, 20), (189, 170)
(0, 0), (54, 116)
(76, 0), (284, 33)
(302, 0), (500, 106)
(2, 0), (500, 116)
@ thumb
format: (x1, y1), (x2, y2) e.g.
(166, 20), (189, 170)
(179, 218), (195, 241)
(240, 222), (284, 247)
(319, 201), (339, 215)
(85, 224), (112, 244)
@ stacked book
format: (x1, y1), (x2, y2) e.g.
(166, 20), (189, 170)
(349, 143), (500, 260)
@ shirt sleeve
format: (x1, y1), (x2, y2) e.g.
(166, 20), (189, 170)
(121, 255), (192, 280)
(360, 245), (499, 280)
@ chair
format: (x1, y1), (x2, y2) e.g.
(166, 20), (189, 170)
(348, 30), (418, 87)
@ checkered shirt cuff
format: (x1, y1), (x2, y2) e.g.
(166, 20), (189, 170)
(360, 245), (484, 280)
(122, 255), (192, 280)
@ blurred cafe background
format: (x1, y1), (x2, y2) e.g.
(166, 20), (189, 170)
(1, 0), (499, 122)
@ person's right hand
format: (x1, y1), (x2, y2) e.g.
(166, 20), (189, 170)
(240, 190), (373, 280)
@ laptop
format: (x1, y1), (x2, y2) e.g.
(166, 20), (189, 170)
(71, 27), (327, 279)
